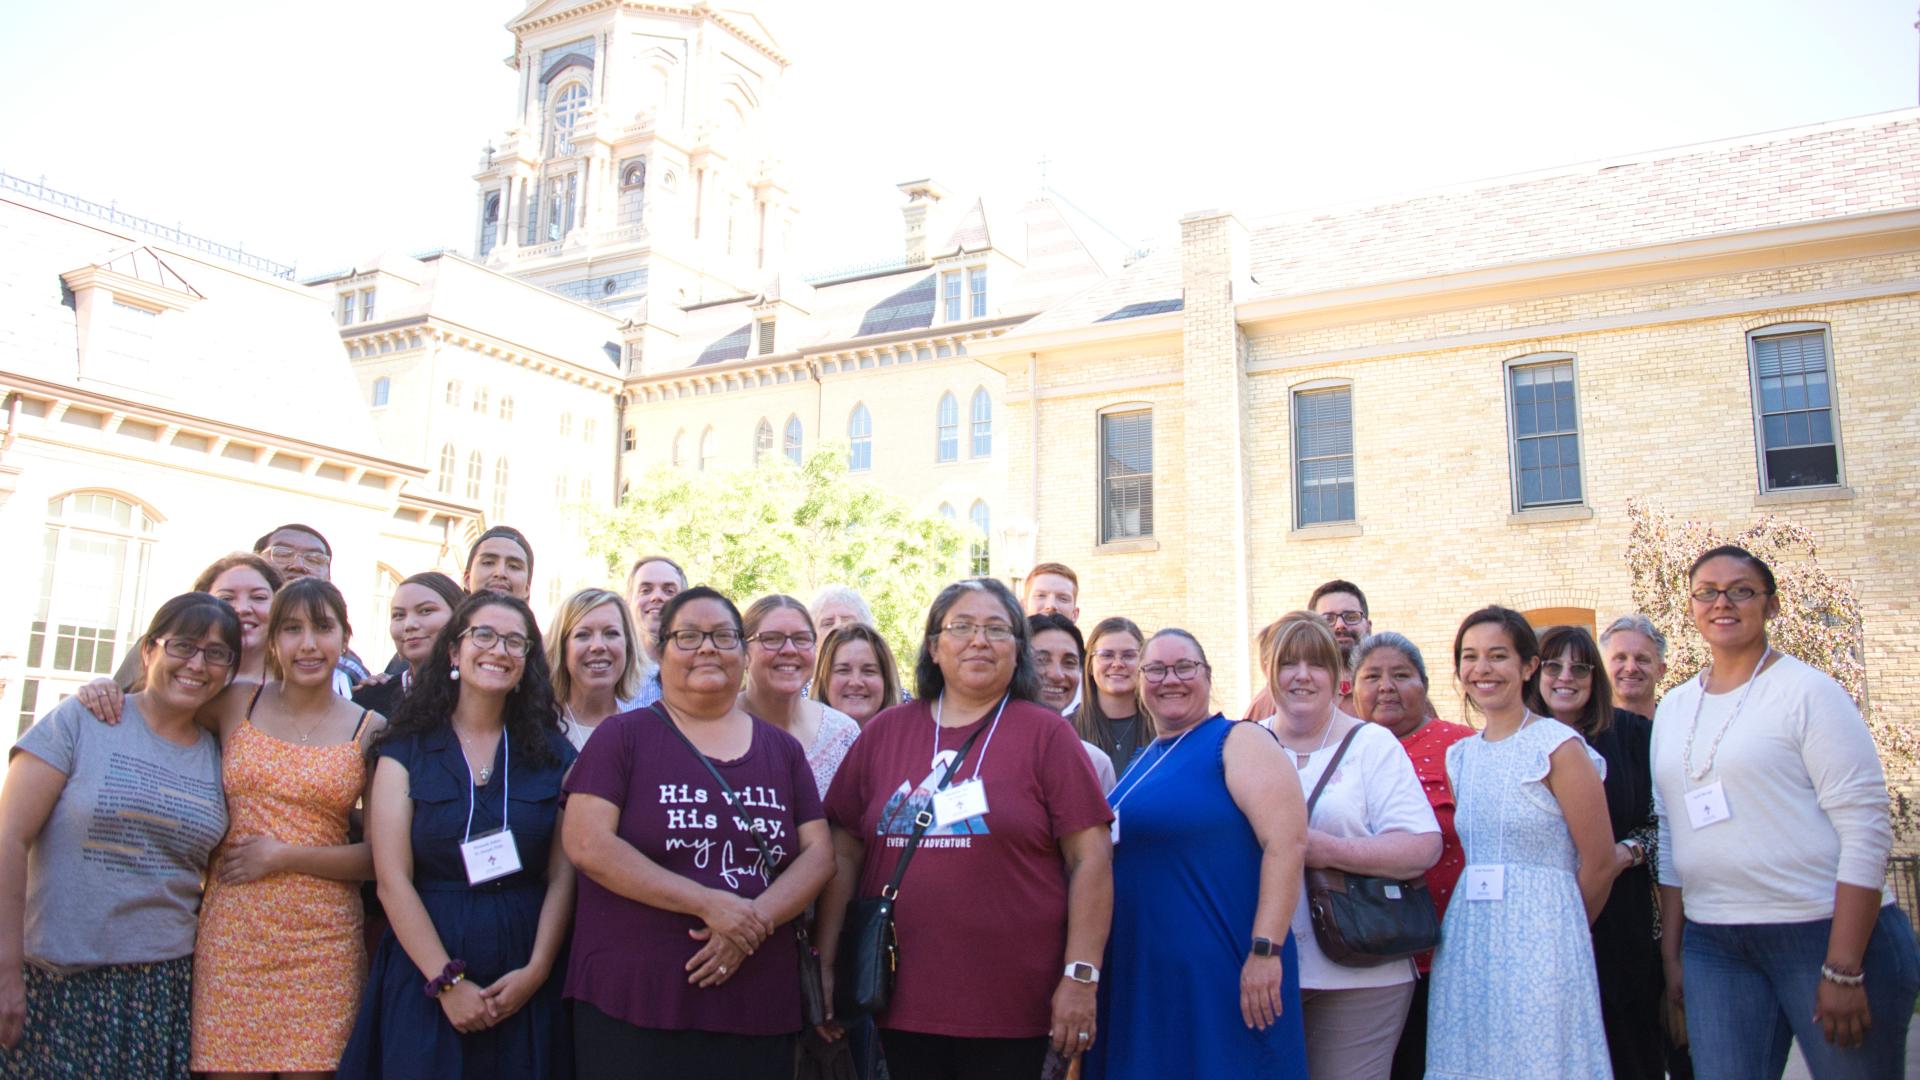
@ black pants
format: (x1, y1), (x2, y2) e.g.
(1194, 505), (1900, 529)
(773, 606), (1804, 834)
(574, 1001), (796, 1080)
(1389, 970), (1430, 1080)
(879, 1030), (1048, 1080)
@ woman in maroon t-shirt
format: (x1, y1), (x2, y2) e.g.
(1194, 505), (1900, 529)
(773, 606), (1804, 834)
(561, 587), (835, 1080)
(816, 578), (1114, 1080)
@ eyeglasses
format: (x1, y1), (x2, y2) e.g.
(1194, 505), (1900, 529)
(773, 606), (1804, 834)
(158, 638), (237, 668)
(1141, 660), (1209, 683)
(940, 621), (1015, 643)
(264, 545), (332, 569)
(1320, 611), (1367, 627)
(460, 626), (532, 657)
(1689, 586), (1768, 605)
(666, 628), (744, 651)
(1092, 649), (1141, 664)
(1542, 660), (1594, 679)
(752, 631), (817, 652)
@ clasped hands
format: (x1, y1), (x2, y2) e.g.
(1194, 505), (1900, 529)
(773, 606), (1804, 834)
(687, 890), (774, 988)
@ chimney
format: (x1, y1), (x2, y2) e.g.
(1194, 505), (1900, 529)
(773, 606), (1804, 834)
(898, 179), (953, 265)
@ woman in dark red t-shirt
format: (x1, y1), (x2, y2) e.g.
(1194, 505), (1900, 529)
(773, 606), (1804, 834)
(816, 578), (1113, 1080)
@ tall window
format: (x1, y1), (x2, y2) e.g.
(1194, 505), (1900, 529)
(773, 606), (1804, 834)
(672, 430), (685, 467)
(618, 161), (646, 226)
(969, 501), (991, 575)
(480, 193), (500, 257)
(549, 82), (588, 157)
(371, 377), (390, 407)
(848, 404), (873, 471)
(499, 395), (514, 421)
(754, 418), (773, 464)
(473, 387), (489, 415)
(938, 502), (956, 520)
(968, 267), (987, 318)
(437, 444), (455, 494)
(1750, 326), (1841, 490)
(524, 181), (540, 245)
(936, 392), (959, 462)
(1292, 386), (1355, 526)
(466, 451), (483, 499)
(560, 412), (573, 438)
(756, 319), (776, 356)
(22, 493), (158, 731)
(1100, 409), (1154, 542)
(491, 458), (510, 520)
(942, 271), (963, 322)
(698, 427), (713, 471)
(445, 380), (461, 407)
(361, 289), (376, 322)
(783, 416), (804, 464)
(547, 173), (577, 241)
(1507, 356), (1584, 509)
(622, 427), (636, 451)
(339, 292), (355, 326)
(969, 388), (992, 457)
(583, 418), (597, 445)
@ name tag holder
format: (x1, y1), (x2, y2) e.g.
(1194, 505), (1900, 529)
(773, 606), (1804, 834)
(1684, 780), (1732, 830)
(932, 777), (989, 828)
(458, 733), (519, 886)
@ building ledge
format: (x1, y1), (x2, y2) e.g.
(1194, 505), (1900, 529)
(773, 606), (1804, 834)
(1507, 504), (1594, 525)
(1754, 485), (1854, 507)
(1288, 522), (1363, 541)
(1094, 538), (1160, 555)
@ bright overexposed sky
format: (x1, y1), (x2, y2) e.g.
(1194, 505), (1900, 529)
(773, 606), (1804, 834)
(2, 0), (1914, 278)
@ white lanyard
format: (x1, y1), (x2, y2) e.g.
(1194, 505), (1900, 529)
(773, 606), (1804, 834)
(1109, 722), (1198, 812)
(1682, 646), (1773, 783)
(461, 732), (509, 844)
(1463, 711), (1536, 863)
(932, 693), (1010, 782)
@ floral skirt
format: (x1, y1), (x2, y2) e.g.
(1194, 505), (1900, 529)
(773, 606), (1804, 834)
(0, 956), (193, 1079)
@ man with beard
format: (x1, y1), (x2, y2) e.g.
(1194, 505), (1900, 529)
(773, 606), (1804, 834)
(1243, 580), (1373, 719)
(624, 554), (685, 707)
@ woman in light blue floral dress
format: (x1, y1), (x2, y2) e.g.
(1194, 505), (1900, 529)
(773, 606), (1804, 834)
(1426, 607), (1617, 1080)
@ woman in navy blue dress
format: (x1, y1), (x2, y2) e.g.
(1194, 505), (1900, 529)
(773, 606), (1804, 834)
(1085, 628), (1310, 1079)
(339, 593), (577, 1079)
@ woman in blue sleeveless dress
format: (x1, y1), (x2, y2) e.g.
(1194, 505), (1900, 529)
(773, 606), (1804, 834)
(339, 594), (578, 1079)
(1085, 629), (1309, 1080)
(1426, 607), (1616, 1079)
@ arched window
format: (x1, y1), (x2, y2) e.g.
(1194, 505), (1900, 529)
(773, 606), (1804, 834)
(754, 418), (773, 464)
(479, 192), (501, 258)
(499, 395), (514, 421)
(21, 491), (161, 728)
(935, 392), (959, 463)
(618, 160), (647, 227)
(466, 451), (483, 499)
(445, 380), (461, 407)
(492, 458), (510, 521)
(437, 443), (455, 494)
(371, 377), (391, 408)
(699, 426), (714, 471)
(372, 565), (402, 646)
(969, 388), (992, 457)
(560, 412), (574, 438)
(969, 500), (991, 575)
(938, 502), (956, 520)
(672, 429), (685, 467)
(473, 386), (489, 415)
(548, 82), (588, 157)
(848, 404), (873, 471)
(622, 427), (636, 451)
(783, 415), (803, 464)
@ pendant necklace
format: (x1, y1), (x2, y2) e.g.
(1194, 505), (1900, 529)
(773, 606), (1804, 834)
(458, 729), (496, 785)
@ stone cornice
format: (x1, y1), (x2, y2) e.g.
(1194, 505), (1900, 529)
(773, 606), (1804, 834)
(509, 2), (788, 66)
(622, 316), (1026, 397)
(60, 265), (200, 313)
(419, 322), (625, 393)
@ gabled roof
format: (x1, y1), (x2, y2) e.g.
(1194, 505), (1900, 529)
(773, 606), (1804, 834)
(88, 245), (204, 299)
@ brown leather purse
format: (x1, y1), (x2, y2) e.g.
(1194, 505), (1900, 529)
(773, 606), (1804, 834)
(1302, 725), (1441, 967)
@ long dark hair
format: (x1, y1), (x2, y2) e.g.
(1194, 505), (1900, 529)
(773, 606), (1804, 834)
(1526, 625), (1613, 737)
(913, 578), (1040, 704)
(377, 593), (564, 768)
(265, 578), (352, 681)
(1452, 605), (1541, 719)
(399, 570), (466, 612)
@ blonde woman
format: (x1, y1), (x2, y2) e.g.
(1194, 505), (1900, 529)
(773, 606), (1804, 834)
(547, 589), (645, 751)
(809, 623), (903, 728)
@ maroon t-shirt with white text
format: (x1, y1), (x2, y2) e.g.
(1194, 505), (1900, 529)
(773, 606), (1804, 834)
(823, 697), (1112, 1038)
(563, 704), (823, 1035)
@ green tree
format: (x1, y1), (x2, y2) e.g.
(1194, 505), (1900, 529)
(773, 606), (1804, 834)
(588, 448), (970, 672)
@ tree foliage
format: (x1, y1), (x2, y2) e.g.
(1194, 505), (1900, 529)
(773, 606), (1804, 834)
(587, 448), (969, 669)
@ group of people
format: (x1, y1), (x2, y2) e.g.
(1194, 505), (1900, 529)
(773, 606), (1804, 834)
(1, 525), (1916, 1080)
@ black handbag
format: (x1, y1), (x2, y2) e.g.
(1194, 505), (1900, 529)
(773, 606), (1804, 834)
(1302, 724), (1442, 967)
(659, 706), (830, 1026)
(835, 709), (994, 1019)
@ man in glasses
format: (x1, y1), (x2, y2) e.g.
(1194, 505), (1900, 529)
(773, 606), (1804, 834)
(1244, 580), (1375, 718)
(253, 523), (369, 694)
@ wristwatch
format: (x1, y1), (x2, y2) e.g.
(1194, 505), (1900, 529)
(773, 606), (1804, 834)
(1063, 962), (1100, 985)
(1250, 936), (1278, 958)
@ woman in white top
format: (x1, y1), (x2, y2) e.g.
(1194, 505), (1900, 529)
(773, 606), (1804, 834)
(1260, 612), (1440, 1080)
(547, 589), (645, 752)
(1653, 546), (1919, 1080)
(740, 595), (861, 796)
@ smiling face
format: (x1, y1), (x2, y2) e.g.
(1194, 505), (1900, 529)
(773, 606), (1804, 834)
(1088, 629), (1142, 701)
(1539, 645), (1593, 723)
(262, 527), (331, 582)
(1023, 573), (1079, 623)
(467, 537), (531, 599)
(455, 603), (530, 696)
(1604, 630), (1667, 714)
(272, 601), (346, 688)
(1312, 591), (1371, 652)
(390, 583), (454, 669)
(1031, 627), (1083, 714)
(1457, 622), (1538, 715)
(209, 566), (275, 655)
(661, 597), (746, 701)
(567, 601), (630, 698)
(1353, 646), (1429, 739)
(1271, 654), (1337, 725)
(747, 606), (816, 698)
(143, 625), (236, 715)
(825, 638), (885, 725)
(628, 560), (684, 639)
(1140, 634), (1212, 732)
(932, 590), (1018, 702)
(1689, 554), (1779, 656)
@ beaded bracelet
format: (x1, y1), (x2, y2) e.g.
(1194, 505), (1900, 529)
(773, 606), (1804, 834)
(1820, 962), (1865, 988)
(425, 959), (468, 998)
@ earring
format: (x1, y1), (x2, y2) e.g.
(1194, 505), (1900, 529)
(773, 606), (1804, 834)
(450, 667), (460, 682)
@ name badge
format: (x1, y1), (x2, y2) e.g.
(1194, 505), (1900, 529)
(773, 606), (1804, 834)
(460, 828), (522, 885)
(932, 778), (989, 828)
(1463, 864), (1505, 901)
(1110, 811), (1120, 846)
(1685, 780), (1732, 830)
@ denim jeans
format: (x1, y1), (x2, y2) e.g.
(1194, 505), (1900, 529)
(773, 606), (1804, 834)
(1681, 904), (1920, 1080)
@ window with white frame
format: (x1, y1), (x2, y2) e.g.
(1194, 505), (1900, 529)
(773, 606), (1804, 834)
(622, 427), (636, 452)
(361, 289), (376, 322)
(936, 392), (959, 463)
(849, 404), (873, 470)
(968, 267), (987, 318)
(21, 492), (158, 732)
(1507, 355), (1584, 510)
(969, 388), (992, 457)
(1099, 408), (1154, 542)
(492, 458), (510, 520)
(783, 416), (803, 464)
(338, 292), (355, 326)
(560, 412), (573, 438)
(473, 387), (490, 415)
(480, 193), (501, 257)
(1750, 326), (1842, 490)
(549, 82), (588, 157)
(445, 380), (461, 407)
(618, 161), (646, 227)
(438, 444), (455, 494)
(672, 429), (685, 468)
(583, 418), (597, 445)
(969, 501), (991, 575)
(371, 377), (390, 408)
(942, 271), (963, 322)
(756, 319), (775, 356)
(499, 395), (514, 421)
(698, 427), (713, 471)
(939, 502), (956, 520)
(1292, 385), (1355, 526)
(754, 418), (772, 464)
(466, 452), (483, 499)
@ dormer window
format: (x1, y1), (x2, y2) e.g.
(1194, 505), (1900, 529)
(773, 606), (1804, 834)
(756, 319), (775, 356)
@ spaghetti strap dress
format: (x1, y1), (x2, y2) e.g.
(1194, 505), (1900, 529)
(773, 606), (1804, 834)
(1084, 715), (1308, 1079)
(191, 692), (370, 1072)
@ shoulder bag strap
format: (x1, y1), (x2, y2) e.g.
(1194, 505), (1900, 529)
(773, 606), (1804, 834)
(877, 698), (998, 902)
(1304, 722), (1364, 817)
(657, 704), (786, 875)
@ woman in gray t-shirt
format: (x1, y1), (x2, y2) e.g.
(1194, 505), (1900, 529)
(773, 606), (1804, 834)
(0, 592), (238, 1078)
